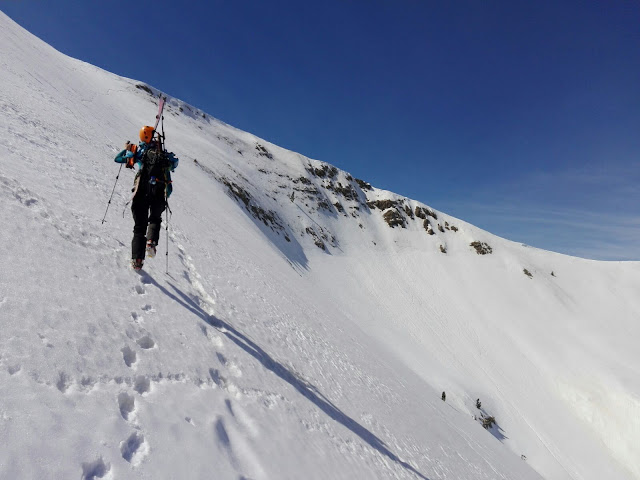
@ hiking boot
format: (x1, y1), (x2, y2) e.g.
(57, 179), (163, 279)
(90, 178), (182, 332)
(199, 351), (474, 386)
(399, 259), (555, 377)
(146, 240), (157, 258)
(131, 258), (144, 271)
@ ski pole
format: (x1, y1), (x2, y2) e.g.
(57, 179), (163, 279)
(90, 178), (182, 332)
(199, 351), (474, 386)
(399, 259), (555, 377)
(165, 198), (171, 274)
(102, 163), (123, 223)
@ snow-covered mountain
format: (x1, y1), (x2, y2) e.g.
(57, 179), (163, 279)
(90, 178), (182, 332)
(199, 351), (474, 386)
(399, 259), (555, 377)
(1, 11), (639, 480)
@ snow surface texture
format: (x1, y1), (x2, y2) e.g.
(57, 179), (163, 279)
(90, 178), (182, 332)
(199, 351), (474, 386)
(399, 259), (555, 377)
(1, 11), (639, 480)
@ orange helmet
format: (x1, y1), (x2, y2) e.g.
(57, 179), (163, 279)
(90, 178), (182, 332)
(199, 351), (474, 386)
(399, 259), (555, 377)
(139, 126), (155, 143)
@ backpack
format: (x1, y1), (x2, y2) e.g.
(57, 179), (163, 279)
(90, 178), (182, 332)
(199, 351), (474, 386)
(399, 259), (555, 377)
(140, 148), (171, 184)
(134, 147), (173, 199)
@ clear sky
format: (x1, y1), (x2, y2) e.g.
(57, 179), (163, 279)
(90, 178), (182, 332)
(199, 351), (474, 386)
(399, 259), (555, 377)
(3, 1), (639, 260)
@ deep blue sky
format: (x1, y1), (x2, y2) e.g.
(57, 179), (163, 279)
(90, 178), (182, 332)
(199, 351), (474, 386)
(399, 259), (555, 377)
(3, 1), (639, 259)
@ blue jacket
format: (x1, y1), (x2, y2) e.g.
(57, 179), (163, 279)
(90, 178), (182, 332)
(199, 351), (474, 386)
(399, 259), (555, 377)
(114, 141), (179, 197)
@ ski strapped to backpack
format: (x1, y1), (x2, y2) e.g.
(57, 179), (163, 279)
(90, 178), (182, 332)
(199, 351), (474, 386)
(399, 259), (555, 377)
(154, 95), (166, 132)
(122, 94), (178, 207)
(140, 94), (173, 196)
(152, 94), (174, 274)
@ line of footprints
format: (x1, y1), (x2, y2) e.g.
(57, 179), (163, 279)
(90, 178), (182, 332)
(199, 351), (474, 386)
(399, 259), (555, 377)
(83, 278), (160, 479)
(83, 261), (261, 479)
(119, 279), (157, 468)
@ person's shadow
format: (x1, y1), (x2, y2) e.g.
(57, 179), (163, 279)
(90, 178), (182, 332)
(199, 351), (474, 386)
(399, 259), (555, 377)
(140, 271), (430, 480)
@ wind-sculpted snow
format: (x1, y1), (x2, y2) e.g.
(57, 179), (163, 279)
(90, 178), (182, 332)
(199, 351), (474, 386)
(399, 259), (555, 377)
(2, 10), (640, 480)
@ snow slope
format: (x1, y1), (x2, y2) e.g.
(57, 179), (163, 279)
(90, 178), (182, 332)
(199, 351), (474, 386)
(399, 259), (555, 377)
(1, 11), (639, 480)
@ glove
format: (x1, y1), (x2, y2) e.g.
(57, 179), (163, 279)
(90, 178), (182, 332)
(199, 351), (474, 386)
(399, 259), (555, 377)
(125, 151), (135, 169)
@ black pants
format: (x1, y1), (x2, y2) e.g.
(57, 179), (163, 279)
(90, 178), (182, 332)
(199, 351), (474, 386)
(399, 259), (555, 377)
(131, 183), (166, 260)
